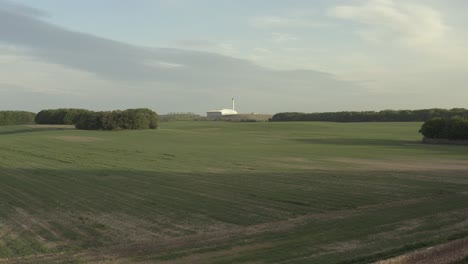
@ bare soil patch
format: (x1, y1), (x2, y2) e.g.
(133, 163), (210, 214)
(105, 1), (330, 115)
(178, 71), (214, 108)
(26, 125), (74, 129)
(334, 158), (468, 171)
(262, 157), (329, 171)
(423, 137), (468, 146)
(0, 198), (431, 264)
(322, 240), (363, 253)
(2, 197), (466, 263)
(264, 157), (468, 172)
(157, 243), (272, 264)
(376, 237), (468, 264)
(51, 136), (104, 142)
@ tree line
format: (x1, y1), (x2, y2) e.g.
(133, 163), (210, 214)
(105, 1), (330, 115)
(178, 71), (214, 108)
(76, 109), (158, 130)
(420, 117), (468, 140)
(0, 111), (36, 126)
(35, 108), (158, 130)
(270, 108), (468, 122)
(35, 109), (91, 125)
(159, 112), (205, 122)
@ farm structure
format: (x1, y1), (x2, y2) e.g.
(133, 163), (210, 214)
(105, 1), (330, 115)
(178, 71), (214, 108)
(207, 98), (238, 117)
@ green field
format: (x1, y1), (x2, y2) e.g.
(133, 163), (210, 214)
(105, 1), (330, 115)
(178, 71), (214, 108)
(0, 122), (468, 263)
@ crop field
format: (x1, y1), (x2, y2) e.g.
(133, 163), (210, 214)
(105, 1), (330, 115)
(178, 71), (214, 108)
(0, 121), (468, 263)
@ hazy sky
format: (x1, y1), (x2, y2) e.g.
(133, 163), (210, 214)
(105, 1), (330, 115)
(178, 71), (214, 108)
(1, 0), (467, 114)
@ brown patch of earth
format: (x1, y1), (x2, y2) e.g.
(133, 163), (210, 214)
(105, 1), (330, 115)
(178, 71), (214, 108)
(262, 157), (328, 171)
(263, 157), (468, 172)
(0, 208), (69, 250)
(321, 240), (363, 253)
(51, 136), (104, 142)
(334, 158), (468, 171)
(26, 125), (75, 129)
(156, 243), (272, 264)
(376, 237), (468, 264)
(193, 128), (221, 131)
(2, 197), (467, 264)
(84, 212), (234, 242)
(0, 197), (434, 263)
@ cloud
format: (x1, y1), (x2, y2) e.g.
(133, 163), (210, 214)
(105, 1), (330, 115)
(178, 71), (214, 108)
(0, 1), (367, 113)
(0, 0), (47, 17)
(251, 16), (294, 28)
(0, 3), (270, 87)
(328, 0), (468, 72)
(1, 0), (467, 113)
(271, 32), (299, 43)
(175, 39), (220, 48)
(0, 5), (185, 83)
(329, 0), (449, 48)
(173, 39), (240, 57)
(250, 13), (328, 29)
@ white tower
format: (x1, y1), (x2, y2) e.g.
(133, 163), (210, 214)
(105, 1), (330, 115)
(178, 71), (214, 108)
(232, 98), (235, 111)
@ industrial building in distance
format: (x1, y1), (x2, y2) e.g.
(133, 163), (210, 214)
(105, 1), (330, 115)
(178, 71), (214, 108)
(207, 98), (238, 118)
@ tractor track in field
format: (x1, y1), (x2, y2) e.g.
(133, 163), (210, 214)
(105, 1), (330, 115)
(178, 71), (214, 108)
(376, 236), (468, 264)
(0, 194), (462, 263)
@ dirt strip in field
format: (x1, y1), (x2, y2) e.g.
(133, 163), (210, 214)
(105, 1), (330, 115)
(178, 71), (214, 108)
(0, 196), (460, 264)
(334, 158), (468, 172)
(376, 237), (468, 264)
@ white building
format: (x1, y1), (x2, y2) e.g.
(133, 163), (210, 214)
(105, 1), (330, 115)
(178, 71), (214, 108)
(207, 98), (238, 118)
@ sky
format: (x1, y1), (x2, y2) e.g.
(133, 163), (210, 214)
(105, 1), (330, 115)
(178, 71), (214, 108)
(0, 0), (467, 114)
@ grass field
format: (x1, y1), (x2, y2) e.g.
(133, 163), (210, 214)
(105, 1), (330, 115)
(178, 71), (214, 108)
(0, 121), (468, 263)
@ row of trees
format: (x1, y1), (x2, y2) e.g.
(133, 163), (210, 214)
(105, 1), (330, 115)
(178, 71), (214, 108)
(0, 111), (36, 126)
(159, 112), (205, 122)
(35, 109), (91, 125)
(34, 108), (158, 130)
(420, 117), (468, 140)
(75, 109), (158, 130)
(271, 109), (468, 122)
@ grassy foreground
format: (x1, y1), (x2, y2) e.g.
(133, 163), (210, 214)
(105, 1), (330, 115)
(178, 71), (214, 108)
(0, 121), (468, 263)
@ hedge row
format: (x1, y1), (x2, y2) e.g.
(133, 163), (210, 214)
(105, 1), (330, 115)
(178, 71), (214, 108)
(34, 108), (158, 130)
(271, 108), (468, 122)
(0, 111), (36, 126)
(75, 109), (158, 130)
(419, 117), (468, 140)
(35, 109), (91, 125)
(159, 113), (205, 122)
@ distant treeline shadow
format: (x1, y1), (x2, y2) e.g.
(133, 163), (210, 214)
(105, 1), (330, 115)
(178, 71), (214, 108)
(291, 138), (421, 147)
(0, 126), (75, 135)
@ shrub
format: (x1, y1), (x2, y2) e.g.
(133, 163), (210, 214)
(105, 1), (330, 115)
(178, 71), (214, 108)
(420, 117), (468, 140)
(0, 111), (36, 126)
(75, 109), (158, 130)
(35, 109), (91, 125)
(419, 118), (447, 139)
(75, 112), (102, 130)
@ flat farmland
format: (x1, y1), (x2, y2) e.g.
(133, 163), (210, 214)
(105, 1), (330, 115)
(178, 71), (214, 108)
(0, 121), (468, 263)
